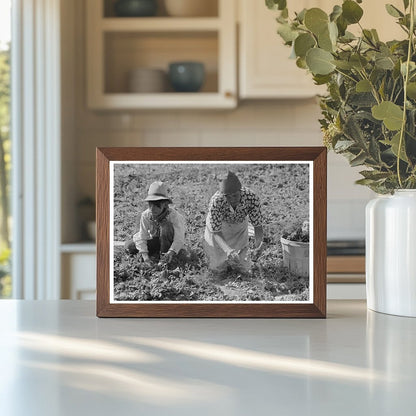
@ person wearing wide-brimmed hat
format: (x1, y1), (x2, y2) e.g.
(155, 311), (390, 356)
(124, 181), (185, 265)
(204, 171), (264, 273)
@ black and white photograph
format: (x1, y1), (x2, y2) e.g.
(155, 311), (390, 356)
(109, 161), (313, 303)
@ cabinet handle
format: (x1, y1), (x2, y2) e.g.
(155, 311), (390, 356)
(224, 91), (234, 99)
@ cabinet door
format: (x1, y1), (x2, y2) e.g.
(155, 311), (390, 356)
(239, 0), (404, 99)
(239, 0), (326, 99)
(61, 253), (96, 300)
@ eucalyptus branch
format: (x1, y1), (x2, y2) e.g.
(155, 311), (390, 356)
(266, 0), (416, 193)
(334, 68), (359, 84)
(359, 23), (378, 49)
(398, 24), (410, 35)
(381, 128), (390, 148)
(390, 79), (398, 101)
(397, 0), (415, 188)
(337, 45), (350, 53)
(370, 86), (381, 105)
(358, 69), (381, 104)
(393, 85), (404, 103)
(355, 37), (363, 54)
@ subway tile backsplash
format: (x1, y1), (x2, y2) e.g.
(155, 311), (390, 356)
(327, 199), (368, 241)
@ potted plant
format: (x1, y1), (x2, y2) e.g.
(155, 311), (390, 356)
(280, 220), (309, 277)
(267, 0), (416, 316)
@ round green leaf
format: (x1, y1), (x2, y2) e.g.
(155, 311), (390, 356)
(318, 28), (334, 52)
(350, 54), (368, 70)
(389, 132), (408, 162)
(339, 31), (356, 43)
(336, 15), (348, 36)
(371, 101), (403, 131)
(277, 0), (287, 10)
(375, 56), (395, 70)
(362, 29), (376, 46)
(385, 4), (403, 18)
(330, 5), (342, 22)
(371, 29), (380, 42)
(328, 21), (338, 43)
(277, 23), (298, 43)
(304, 8), (328, 35)
(296, 57), (308, 69)
(305, 48), (335, 75)
(401, 61), (416, 76)
(296, 8), (307, 23)
(266, 0), (287, 11)
(294, 33), (316, 58)
(333, 60), (352, 70)
(313, 74), (332, 85)
(407, 82), (416, 99)
(356, 80), (372, 92)
(342, 0), (363, 24)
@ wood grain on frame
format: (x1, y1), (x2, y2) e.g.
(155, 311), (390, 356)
(96, 148), (110, 316)
(96, 147), (327, 318)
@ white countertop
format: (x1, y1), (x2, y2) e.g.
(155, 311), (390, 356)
(0, 300), (415, 415)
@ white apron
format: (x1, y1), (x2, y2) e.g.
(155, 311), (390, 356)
(204, 215), (250, 272)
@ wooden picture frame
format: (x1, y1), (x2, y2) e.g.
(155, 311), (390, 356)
(96, 147), (327, 318)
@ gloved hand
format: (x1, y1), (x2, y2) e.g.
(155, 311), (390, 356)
(162, 250), (176, 265)
(140, 252), (152, 266)
(227, 249), (240, 262)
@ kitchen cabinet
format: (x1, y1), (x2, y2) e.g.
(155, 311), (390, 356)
(86, 0), (237, 109)
(61, 245), (96, 300)
(238, 0), (326, 99)
(326, 253), (365, 299)
(238, 0), (404, 99)
(327, 255), (365, 284)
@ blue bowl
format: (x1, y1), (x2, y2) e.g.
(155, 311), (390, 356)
(168, 62), (205, 92)
(114, 0), (157, 17)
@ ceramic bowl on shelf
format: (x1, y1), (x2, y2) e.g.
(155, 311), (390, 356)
(127, 68), (167, 93)
(164, 0), (217, 17)
(168, 61), (205, 92)
(114, 0), (158, 17)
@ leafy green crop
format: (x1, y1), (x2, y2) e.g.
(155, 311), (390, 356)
(112, 163), (310, 301)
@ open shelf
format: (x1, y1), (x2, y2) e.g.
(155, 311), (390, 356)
(104, 31), (218, 94)
(61, 242), (96, 254)
(86, 0), (236, 109)
(101, 17), (221, 31)
(89, 92), (234, 109)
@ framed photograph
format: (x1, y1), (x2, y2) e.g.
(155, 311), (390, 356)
(96, 147), (327, 318)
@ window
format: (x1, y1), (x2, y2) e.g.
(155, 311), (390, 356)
(0, 0), (11, 298)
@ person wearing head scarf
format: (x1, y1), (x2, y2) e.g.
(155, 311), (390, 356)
(124, 181), (185, 265)
(204, 171), (264, 273)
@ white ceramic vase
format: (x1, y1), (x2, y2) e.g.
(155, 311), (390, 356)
(366, 190), (416, 317)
